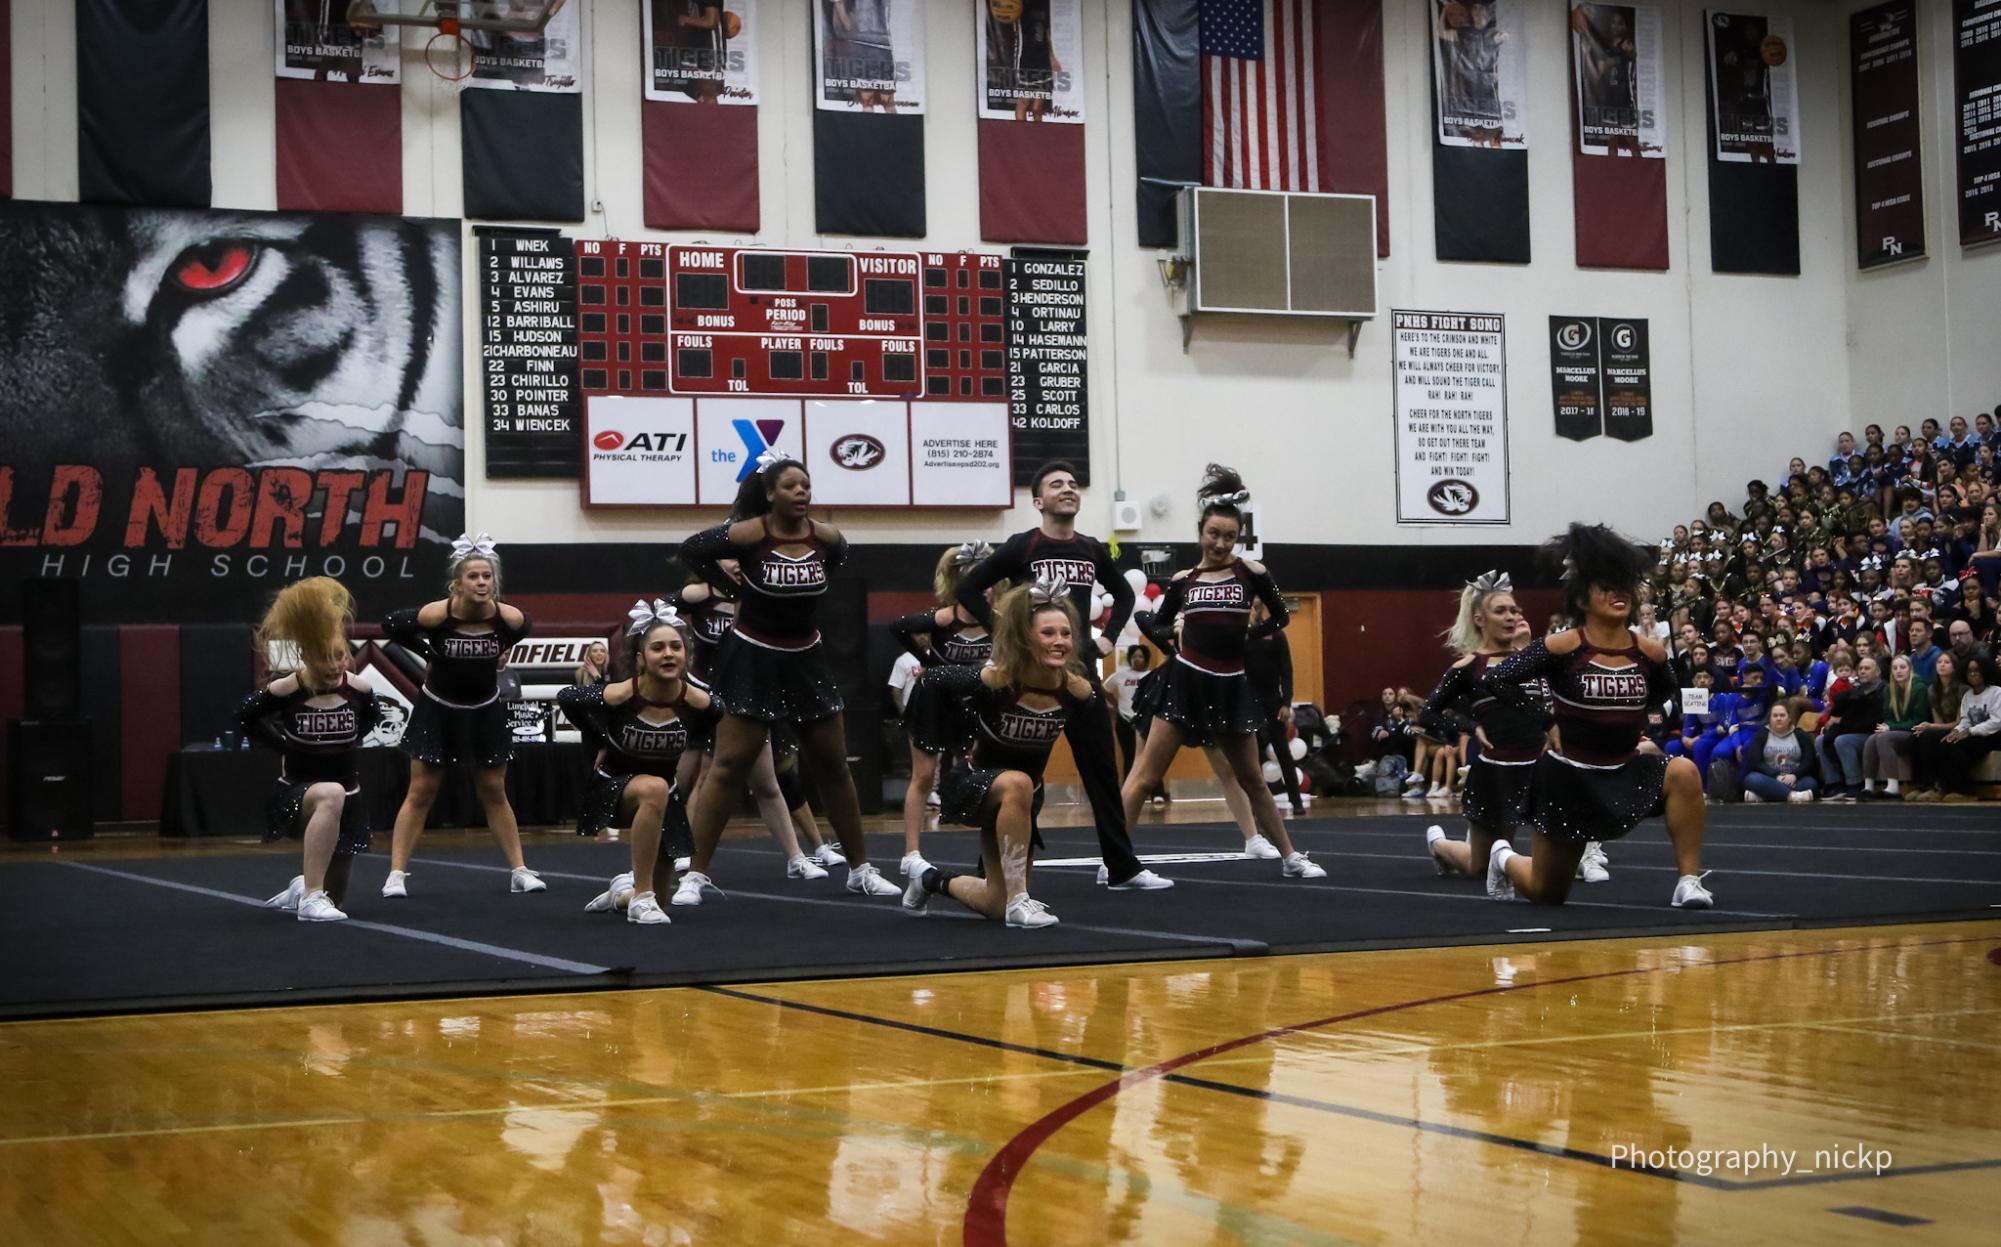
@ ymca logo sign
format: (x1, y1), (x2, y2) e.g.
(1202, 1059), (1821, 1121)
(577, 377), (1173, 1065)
(732, 418), (790, 481)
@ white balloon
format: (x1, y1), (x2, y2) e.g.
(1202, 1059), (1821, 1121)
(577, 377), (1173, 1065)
(1289, 737), (1308, 761)
(1261, 761), (1281, 784)
(1123, 568), (1148, 594)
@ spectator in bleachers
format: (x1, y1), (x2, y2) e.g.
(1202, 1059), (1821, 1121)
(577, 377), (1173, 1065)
(1908, 654), (2001, 802)
(1861, 653), (1929, 800)
(1818, 654), (1884, 802)
(1740, 701), (1820, 804)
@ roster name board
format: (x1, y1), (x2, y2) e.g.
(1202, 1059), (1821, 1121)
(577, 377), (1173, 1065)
(1392, 310), (1510, 526)
(1005, 258), (1090, 486)
(478, 228), (580, 479)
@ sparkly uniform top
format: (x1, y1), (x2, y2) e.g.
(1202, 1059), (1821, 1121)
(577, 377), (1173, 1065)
(1147, 560), (1287, 676)
(890, 608), (993, 668)
(682, 522), (849, 650)
(559, 678), (718, 780)
(237, 676), (382, 789)
(676, 593), (736, 680)
(924, 664), (1095, 784)
(382, 605), (532, 709)
(1419, 652), (1552, 764)
(1480, 635), (1679, 767)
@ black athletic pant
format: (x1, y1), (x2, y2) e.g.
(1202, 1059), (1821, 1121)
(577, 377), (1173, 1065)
(1256, 715), (1303, 811)
(1071, 673), (1143, 881)
(1114, 716), (1138, 781)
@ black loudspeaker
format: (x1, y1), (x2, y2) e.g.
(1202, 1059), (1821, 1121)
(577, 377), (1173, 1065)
(819, 578), (881, 814)
(23, 579), (83, 720)
(8, 720), (95, 841)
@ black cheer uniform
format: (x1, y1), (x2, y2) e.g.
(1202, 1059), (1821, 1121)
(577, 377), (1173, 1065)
(680, 521), (848, 724)
(237, 676), (382, 854)
(558, 680), (718, 840)
(675, 591), (736, 684)
(383, 604), (532, 768)
(890, 607), (993, 754)
(1420, 653), (1551, 828)
(1481, 636), (1679, 842)
(923, 664), (1095, 847)
(956, 527), (1144, 881)
(1140, 560), (1288, 745)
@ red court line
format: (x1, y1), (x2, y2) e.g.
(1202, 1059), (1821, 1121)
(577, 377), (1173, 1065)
(962, 933), (1995, 1246)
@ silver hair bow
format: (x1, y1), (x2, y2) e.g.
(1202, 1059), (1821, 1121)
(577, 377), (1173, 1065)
(1468, 570), (1513, 593)
(754, 448), (787, 472)
(1207, 488), (1251, 506)
(626, 598), (682, 635)
(451, 531), (498, 561)
(1560, 554), (1580, 583)
(953, 541), (994, 566)
(1027, 575), (1069, 604)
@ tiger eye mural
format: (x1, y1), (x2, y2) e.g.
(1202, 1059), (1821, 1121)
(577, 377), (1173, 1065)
(0, 201), (463, 621)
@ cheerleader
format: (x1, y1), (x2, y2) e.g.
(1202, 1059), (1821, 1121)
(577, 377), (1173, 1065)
(1418, 570), (1548, 896)
(673, 568), (831, 880)
(241, 578), (382, 922)
(1118, 467), (1325, 878)
(673, 453), (903, 903)
(558, 601), (718, 924)
(901, 583), (1094, 928)
(889, 542), (995, 878)
(1479, 524), (1715, 908)
(379, 533), (544, 898)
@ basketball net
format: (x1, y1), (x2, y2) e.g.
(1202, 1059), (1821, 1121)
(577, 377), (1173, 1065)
(426, 29), (476, 88)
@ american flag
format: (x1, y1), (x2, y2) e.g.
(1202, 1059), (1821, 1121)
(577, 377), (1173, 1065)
(1200, 0), (1324, 192)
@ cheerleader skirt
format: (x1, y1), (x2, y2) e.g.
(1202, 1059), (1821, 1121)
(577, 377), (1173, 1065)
(265, 780), (371, 855)
(937, 766), (1048, 850)
(705, 633), (845, 725)
(1145, 660), (1263, 745)
(1528, 751), (1669, 843)
(1460, 755), (1539, 829)
(577, 770), (692, 856)
(902, 669), (977, 755)
(400, 695), (514, 769)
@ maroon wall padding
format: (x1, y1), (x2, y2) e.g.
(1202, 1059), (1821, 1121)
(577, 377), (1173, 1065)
(505, 592), (649, 635)
(0, 0), (12, 201)
(978, 119), (1087, 245)
(642, 99), (759, 232)
(1320, 588), (1559, 712)
(275, 77), (402, 214)
(0, 626), (20, 825)
(119, 625), (181, 821)
(869, 590), (934, 625)
(1570, 66), (1669, 271)
(1320, 0), (1391, 257)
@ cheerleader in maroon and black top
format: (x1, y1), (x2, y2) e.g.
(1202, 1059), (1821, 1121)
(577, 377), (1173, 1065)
(379, 533), (544, 900)
(888, 541), (994, 879)
(1120, 467), (1326, 879)
(239, 578), (382, 923)
(674, 454), (904, 904)
(558, 601), (720, 925)
(1418, 571), (1543, 894)
(1479, 524), (1715, 908)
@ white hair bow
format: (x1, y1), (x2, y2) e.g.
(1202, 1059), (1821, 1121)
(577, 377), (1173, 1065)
(953, 541), (994, 566)
(1027, 575), (1069, 604)
(754, 448), (787, 472)
(1207, 488), (1251, 506)
(626, 598), (682, 635)
(451, 531), (498, 561)
(1468, 570), (1513, 593)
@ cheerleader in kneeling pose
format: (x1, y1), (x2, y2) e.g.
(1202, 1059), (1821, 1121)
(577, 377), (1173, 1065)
(901, 583), (1094, 928)
(889, 541), (994, 879)
(559, 601), (718, 924)
(674, 454), (902, 903)
(1118, 467), (1325, 878)
(380, 532), (544, 898)
(1478, 525), (1714, 908)
(1418, 570), (1547, 894)
(242, 578), (382, 922)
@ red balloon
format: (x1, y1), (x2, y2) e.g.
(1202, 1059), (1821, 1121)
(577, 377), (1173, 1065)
(1296, 772), (1312, 793)
(1143, 583), (1164, 600)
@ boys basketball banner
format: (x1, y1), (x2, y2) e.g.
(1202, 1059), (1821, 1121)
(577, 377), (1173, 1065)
(1391, 310), (1510, 526)
(0, 201), (463, 623)
(274, 1), (400, 82)
(978, 0), (1082, 122)
(1704, 11), (1800, 164)
(815, 0), (926, 113)
(1572, 3), (1663, 158)
(1956, 0), (2001, 247)
(1850, 2), (1925, 268)
(1431, 1), (1527, 149)
(644, 1), (758, 103)
(464, 0), (582, 92)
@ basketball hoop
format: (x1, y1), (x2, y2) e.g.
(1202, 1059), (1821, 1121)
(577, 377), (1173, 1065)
(426, 29), (476, 86)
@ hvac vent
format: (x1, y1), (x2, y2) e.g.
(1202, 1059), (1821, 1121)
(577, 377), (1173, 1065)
(1174, 188), (1376, 348)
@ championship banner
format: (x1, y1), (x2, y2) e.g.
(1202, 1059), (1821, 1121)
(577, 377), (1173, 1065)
(1392, 310), (1510, 526)
(274, 2), (402, 214)
(1703, 10), (1799, 274)
(0, 201), (464, 624)
(1704, 11), (1800, 164)
(1430, 1), (1528, 263)
(1956, 0), (2001, 248)
(813, 0), (927, 236)
(977, 0), (1087, 243)
(1549, 317), (1603, 441)
(274, 0), (399, 81)
(1850, 2), (1925, 268)
(1571, 3), (1667, 269)
(1600, 318), (1653, 442)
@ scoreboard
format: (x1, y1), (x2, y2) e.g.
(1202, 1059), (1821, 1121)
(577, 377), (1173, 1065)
(575, 241), (1009, 403)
